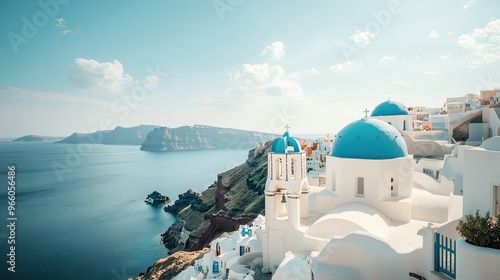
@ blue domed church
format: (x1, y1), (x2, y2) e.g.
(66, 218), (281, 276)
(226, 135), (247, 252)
(263, 131), (310, 272)
(263, 104), (415, 275)
(320, 117), (413, 221)
(370, 100), (414, 139)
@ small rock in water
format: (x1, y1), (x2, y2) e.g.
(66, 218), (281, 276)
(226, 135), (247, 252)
(145, 191), (171, 206)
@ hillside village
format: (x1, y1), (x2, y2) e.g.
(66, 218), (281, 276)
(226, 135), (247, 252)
(170, 89), (500, 280)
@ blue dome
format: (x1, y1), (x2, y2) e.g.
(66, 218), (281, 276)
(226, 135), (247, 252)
(332, 118), (408, 160)
(272, 131), (301, 154)
(371, 100), (409, 116)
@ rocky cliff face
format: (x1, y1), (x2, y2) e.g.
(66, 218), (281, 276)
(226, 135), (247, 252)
(135, 248), (209, 280)
(57, 125), (158, 145)
(161, 141), (270, 252)
(137, 142), (271, 279)
(140, 125), (278, 151)
(57, 124), (278, 151)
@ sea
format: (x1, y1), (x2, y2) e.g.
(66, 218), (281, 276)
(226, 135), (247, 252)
(0, 141), (249, 280)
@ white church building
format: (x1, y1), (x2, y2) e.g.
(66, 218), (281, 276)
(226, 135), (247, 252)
(263, 115), (435, 279)
(370, 100), (414, 139)
(175, 100), (500, 280)
(262, 101), (500, 279)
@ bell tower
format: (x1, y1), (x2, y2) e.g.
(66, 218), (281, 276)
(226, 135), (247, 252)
(262, 128), (309, 272)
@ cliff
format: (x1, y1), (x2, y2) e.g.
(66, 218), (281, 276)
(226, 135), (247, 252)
(57, 124), (278, 151)
(136, 141), (271, 279)
(140, 124), (278, 151)
(135, 248), (209, 280)
(57, 125), (158, 145)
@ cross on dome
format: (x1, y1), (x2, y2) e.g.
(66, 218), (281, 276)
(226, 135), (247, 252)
(363, 109), (370, 117)
(285, 124), (291, 132)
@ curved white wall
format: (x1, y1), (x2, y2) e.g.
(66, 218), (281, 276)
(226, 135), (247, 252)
(456, 238), (500, 280)
(312, 232), (423, 280)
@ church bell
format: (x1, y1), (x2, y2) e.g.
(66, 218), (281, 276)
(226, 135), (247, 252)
(281, 194), (287, 204)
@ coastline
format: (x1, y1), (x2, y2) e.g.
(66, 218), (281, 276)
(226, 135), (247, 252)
(136, 142), (271, 278)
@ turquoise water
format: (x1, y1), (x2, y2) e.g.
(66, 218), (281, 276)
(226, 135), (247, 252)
(0, 142), (248, 280)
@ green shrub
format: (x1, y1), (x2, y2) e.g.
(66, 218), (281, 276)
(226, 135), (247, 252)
(456, 210), (500, 249)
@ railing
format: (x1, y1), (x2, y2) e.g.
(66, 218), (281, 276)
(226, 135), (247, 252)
(434, 232), (456, 279)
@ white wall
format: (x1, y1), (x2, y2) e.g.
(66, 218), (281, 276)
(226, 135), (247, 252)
(463, 147), (500, 215)
(311, 232), (423, 280)
(490, 108), (500, 137)
(321, 156), (413, 222)
(372, 114), (414, 138)
(430, 114), (447, 130)
(456, 238), (500, 280)
(467, 123), (489, 141)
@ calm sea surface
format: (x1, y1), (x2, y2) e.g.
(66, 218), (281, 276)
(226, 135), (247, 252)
(0, 141), (248, 280)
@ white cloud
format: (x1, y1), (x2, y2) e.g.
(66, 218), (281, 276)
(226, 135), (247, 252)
(457, 19), (500, 66)
(68, 58), (135, 93)
(428, 30), (440, 39)
(261, 41), (286, 60)
(393, 80), (412, 87)
(304, 68), (320, 75)
(440, 54), (451, 63)
(55, 18), (66, 28)
(463, 0), (476, 9)
(229, 63), (302, 97)
(349, 30), (374, 45)
(329, 61), (355, 73)
(423, 71), (439, 76)
(379, 56), (396, 64)
(144, 75), (159, 89)
(447, 31), (455, 35)
(55, 18), (75, 35)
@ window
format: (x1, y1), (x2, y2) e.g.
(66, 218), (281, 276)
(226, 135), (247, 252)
(423, 168), (433, 176)
(277, 158), (283, 179)
(356, 177), (364, 197)
(291, 159), (295, 180)
(403, 120), (406, 130)
(390, 177), (398, 197)
(213, 261), (220, 273)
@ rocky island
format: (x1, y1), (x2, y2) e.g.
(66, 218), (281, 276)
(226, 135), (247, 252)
(57, 124), (278, 152)
(135, 141), (271, 279)
(57, 125), (158, 145)
(145, 191), (171, 206)
(13, 135), (62, 142)
(140, 125), (279, 151)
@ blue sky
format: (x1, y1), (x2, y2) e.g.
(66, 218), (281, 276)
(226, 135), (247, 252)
(1, 0), (500, 137)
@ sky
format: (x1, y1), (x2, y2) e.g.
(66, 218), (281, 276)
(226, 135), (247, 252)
(1, 0), (500, 137)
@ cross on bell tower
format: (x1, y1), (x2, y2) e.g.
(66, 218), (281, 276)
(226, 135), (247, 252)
(363, 109), (370, 118)
(285, 124), (291, 132)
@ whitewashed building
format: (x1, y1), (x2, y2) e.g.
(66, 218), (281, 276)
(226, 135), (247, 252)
(174, 103), (500, 280)
(370, 100), (414, 138)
